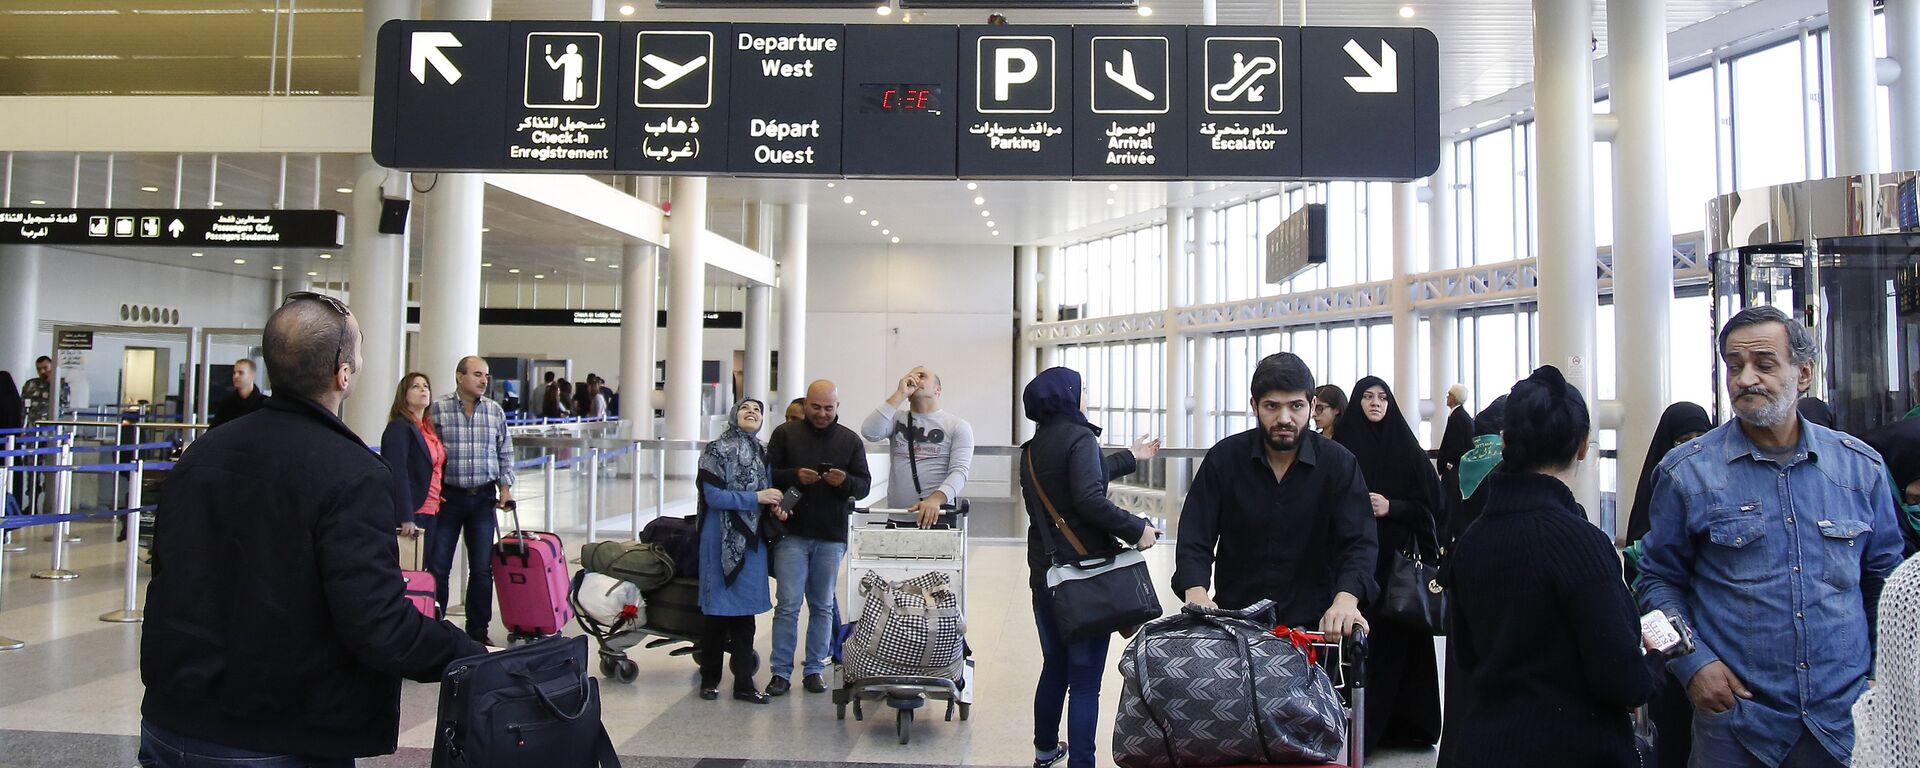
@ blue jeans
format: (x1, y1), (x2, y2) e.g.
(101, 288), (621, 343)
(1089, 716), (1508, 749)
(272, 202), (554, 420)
(770, 535), (844, 678)
(1689, 706), (1844, 768)
(426, 488), (498, 636)
(1032, 593), (1109, 768)
(138, 721), (351, 767)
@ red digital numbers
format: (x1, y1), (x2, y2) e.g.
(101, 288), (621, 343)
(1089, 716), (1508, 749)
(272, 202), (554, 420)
(882, 88), (931, 112)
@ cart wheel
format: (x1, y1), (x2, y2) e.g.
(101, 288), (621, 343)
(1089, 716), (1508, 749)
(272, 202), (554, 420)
(958, 702), (970, 721)
(836, 702), (848, 721)
(853, 699), (865, 721)
(945, 701), (955, 722)
(599, 657), (618, 677)
(896, 708), (913, 745)
(616, 659), (639, 683)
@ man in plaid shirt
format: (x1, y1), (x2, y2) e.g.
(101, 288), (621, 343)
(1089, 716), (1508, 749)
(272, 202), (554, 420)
(427, 356), (515, 645)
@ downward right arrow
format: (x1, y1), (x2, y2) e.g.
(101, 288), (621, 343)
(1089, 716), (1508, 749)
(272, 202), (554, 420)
(1342, 39), (1397, 94)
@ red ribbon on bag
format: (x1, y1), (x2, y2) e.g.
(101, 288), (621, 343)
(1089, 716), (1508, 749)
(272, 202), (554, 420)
(621, 604), (640, 618)
(1270, 626), (1319, 665)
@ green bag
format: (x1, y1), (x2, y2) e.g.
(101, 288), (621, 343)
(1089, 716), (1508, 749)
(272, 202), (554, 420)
(580, 540), (676, 592)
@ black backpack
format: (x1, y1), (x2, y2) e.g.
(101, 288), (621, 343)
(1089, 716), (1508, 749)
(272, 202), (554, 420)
(432, 635), (621, 768)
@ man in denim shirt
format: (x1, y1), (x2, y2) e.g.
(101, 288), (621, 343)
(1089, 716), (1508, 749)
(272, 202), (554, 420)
(1639, 307), (1905, 768)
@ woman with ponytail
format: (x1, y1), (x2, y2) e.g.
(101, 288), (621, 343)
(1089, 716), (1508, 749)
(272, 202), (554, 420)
(1437, 366), (1664, 768)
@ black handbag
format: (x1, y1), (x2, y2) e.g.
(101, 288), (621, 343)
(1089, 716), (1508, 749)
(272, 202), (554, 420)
(1379, 535), (1447, 634)
(432, 635), (620, 768)
(1027, 451), (1161, 643)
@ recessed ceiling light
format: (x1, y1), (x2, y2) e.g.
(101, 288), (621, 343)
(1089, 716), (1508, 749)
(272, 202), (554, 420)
(211, 201), (225, 207)
(826, 182), (836, 188)
(870, 219), (879, 226)
(875, 4), (891, 14)
(609, 263), (620, 269)
(191, 251), (204, 257)
(27, 199), (44, 205)
(232, 258), (246, 265)
(318, 253), (332, 259)
(881, 228), (890, 235)
(271, 265), (283, 271)
(986, 221), (995, 227)
(1106, 198), (1115, 205)
(509, 268), (521, 274)
(980, 210), (990, 217)
(481, 262), (493, 267)
(140, 185), (160, 193)
(306, 271), (318, 277)
(1107, 183), (1118, 191)
(480, 227), (491, 233)
(334, 187), (352, 194)
(534, 274), (546, 279)
(965, 182), (978, 190)
(992, 230), (1000, 236)
(1138, 4), (1153, 15)
(619, 4), (635, 14)
(890, 236), (900, 243)
(584, 256), (597, 262)
(842, 195), (854, 204)
(859, 209), (868, 216)
(973, 196), (984, 205)
(1399, 5), (1415, 18)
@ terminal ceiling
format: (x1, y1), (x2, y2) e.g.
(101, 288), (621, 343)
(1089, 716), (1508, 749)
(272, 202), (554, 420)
(2, 0), (1768, 285)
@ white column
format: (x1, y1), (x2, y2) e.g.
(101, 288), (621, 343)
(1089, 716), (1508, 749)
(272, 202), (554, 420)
(1039, 246), (1060, 323)
(619, 242), (658, 437)
(1190, 207), (1217, 445)
(1391, 182), (1420, 430)
(344, 0), (418, 442)
(743, 203), (773, 407)
(0, 246), (41, 382)
(1428, 147), (1459, 448)
(1890, 0), (1920, 170)
(1016, 245), (1040, 440)
(1534, 0), (1601, 517)
(1610, 0), (1675, 543)
(777, 203), (808, 406)
(1163, 208), (1191, 449)
(415, 0), (487, 386)
(1830, 0), (1882, 175)
(666, 177), (707, 445)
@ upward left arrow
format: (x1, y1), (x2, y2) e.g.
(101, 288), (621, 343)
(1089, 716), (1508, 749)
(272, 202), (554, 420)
(410, 31), (463, 85)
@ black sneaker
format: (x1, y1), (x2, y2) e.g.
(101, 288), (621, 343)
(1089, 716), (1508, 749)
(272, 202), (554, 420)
(1035, 742), (1067, 768)
(803, 673), (828, 693)
(765, 675), (791, 696)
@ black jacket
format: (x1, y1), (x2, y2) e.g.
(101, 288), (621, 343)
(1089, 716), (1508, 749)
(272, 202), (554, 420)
(380, 418), (434, 528)
(208, 387), (269, 429)
(1438, 471), (1663, 768)
(141, 396), (485, 759)
(1022, 418), (1148, 591)
(767, 418), (872, 542)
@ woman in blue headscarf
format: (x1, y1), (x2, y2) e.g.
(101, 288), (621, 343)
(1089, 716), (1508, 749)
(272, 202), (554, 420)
(1020, 367), (1160, 768)
(695, 399), (782, 703)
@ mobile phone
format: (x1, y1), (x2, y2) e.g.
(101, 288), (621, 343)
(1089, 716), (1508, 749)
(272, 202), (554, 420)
(780, 487), (803, 512)
(817, 462), (835, 475)
(1640, 610), (1694, 658)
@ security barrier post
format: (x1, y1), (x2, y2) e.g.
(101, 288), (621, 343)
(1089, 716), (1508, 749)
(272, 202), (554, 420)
(1, 435), (23, 553)
(629, 443), (643, 540)
(585, 450), (601, 543)
(32, 443), (78, 580)
(100, 461), (145, 623)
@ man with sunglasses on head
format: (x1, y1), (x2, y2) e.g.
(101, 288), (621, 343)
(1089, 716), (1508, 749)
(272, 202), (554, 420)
(429, 355), (517, 646)
(140, 293), (484, 768)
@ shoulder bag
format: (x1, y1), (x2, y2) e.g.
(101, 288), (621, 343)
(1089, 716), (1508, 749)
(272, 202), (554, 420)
(1027, 450), (1161, 643)
(1379, 530), (1447, 634)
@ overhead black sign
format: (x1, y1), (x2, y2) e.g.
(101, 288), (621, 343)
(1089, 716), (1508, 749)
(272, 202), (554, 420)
(958, 26), (1072, 178)
(0, 208), (346, 248)
(373, 21), (1440, 181)
(1187, 27), (1301, 179)
(1265, 202), (1326, 284)
(729, 23), (845, 176)
(622, 22), (731, 173)
(844, 25), (957, 177)
(1073, 26), (1186, 178)
(405, 307), (746, 328)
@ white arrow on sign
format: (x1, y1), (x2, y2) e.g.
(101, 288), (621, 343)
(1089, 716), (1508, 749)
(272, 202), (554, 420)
(1342, 39), (1397, 94)
(167, 219), (184, 238)
(411, 31), (464, 85)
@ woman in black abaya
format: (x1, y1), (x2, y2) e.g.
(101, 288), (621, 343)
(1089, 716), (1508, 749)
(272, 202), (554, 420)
(1620, 401), (1711, 768)
(1333, 376), (1443, 752)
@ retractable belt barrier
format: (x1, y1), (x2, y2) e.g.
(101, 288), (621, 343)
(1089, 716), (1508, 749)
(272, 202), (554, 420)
(0, 456), (172, 650)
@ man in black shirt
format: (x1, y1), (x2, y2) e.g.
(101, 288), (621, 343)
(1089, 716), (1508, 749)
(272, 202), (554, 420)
(1174, 352), (1377, 637)
(766, 379), (871, 696)
(208, 358), (269, 429)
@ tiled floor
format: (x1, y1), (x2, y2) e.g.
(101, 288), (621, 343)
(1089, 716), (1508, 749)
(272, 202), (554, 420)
(0, 519), (1439, 768)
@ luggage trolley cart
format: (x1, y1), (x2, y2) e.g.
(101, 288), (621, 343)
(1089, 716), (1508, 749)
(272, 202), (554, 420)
(1291, 629), (1369, 768)
(831, 500), (973, 744)
(567, 571), (699, 684)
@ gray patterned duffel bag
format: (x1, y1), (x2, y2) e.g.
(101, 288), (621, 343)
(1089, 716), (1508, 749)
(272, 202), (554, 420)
(1114, 600), (1346, 768)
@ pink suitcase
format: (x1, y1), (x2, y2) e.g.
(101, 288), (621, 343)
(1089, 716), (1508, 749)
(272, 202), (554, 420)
(399, 534), (437, 618)
(492, 504), (572, 641)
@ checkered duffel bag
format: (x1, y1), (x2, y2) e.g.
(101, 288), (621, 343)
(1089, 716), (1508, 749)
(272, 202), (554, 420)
(845, 570), (966, 682)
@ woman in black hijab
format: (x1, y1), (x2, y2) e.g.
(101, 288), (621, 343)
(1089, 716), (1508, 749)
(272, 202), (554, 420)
(1861, 417), (1920, 555)
(1798, 397), (1835, 430)
(1625, 403), (1712, 549)
(1333, 376), (1443, 752)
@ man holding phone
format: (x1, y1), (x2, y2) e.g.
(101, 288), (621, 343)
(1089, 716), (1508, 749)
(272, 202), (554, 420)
(765, 379), (872, 696)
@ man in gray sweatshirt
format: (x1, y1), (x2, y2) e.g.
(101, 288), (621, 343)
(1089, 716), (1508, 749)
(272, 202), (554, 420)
(860, 367), (975, 528)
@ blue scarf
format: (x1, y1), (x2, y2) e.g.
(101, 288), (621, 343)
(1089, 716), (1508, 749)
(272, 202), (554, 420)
(1024, 366), (1100, 435)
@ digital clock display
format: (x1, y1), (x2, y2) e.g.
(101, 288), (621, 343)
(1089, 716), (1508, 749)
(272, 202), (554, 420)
(859, 83), (944, 115)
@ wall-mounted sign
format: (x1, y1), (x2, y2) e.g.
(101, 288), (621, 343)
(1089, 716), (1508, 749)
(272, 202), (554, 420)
(373, 20), (1440, 181)
(1265, 202), (1326, 284)
(0, 208), (346, 248)
(56, 331), (94, 351)
(406, 307), (746, 328)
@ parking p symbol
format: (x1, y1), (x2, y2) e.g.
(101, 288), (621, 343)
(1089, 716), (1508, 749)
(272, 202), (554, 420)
(977, 36), (1055, 114)
(995, 48), (1037, 101)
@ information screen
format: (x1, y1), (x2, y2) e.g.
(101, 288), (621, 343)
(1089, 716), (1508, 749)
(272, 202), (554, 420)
(858, 83), (944, 115)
